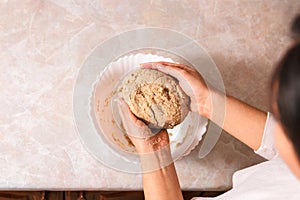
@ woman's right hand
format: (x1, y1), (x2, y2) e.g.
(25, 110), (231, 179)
(140, 62), (212, 118)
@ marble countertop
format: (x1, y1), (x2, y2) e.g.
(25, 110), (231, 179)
(0, 0), (299, 190)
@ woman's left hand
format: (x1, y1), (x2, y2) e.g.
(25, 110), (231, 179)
(117, 99), (169, 153)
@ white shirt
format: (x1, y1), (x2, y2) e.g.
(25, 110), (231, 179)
(192, 113), (300, 200)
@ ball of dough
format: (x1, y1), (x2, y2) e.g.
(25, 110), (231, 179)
(118, 68), (190, 129)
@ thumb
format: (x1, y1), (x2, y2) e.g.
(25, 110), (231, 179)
(116, 99), (135, 129)
(116, 98), (155, 139)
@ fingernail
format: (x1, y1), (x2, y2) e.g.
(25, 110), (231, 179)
(140, 63), (152, 68)
(114, 98), (124, 106)
(113, 98), (120, 104)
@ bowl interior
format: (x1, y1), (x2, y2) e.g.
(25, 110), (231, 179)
(91, 53), (206, 161)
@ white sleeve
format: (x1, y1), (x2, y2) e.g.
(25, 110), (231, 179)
(254, 112), (278, 160)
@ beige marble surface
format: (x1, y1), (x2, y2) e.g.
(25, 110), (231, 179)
(0, 0), (299, 190)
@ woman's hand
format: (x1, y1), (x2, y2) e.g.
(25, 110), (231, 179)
(117, 99), (170, 153)
(140, 62), (212, 118)
(117, 99), (183, 200)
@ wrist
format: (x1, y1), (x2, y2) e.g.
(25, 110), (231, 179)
(133, 130), (170, 153)
(197, 89), (225, 120)
(139, 145), (173, 172)
(196, 88), (213, 119)
(135, 138), (170, 154)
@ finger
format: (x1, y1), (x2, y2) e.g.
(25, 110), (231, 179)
(139, 62), (155, 69)
(140, 62), (177, 70)
(141, 62), (196, 105)
(156, 61), (192, 71)
(140, 62), (178, 77)
(140, 61), (193, 72)
(116, 99), (137, 128)
(116, 99), (153, 138)
(140, 62), (192, 80)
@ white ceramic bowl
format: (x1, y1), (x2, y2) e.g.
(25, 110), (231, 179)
(91, 53), (208, 161)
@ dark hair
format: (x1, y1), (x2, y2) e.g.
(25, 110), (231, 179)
(271, 15), (300, 161)
(291, 15), (300, 40)
(271, 42), (300, 161)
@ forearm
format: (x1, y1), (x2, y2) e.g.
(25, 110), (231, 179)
(206, 91), (267, 151)
(139, 147), (183, 200)
(143, 163), (183, 200)
(223, 95), (267, 150)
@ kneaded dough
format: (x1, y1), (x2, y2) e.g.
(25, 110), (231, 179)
(118, 68), (190, 129)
